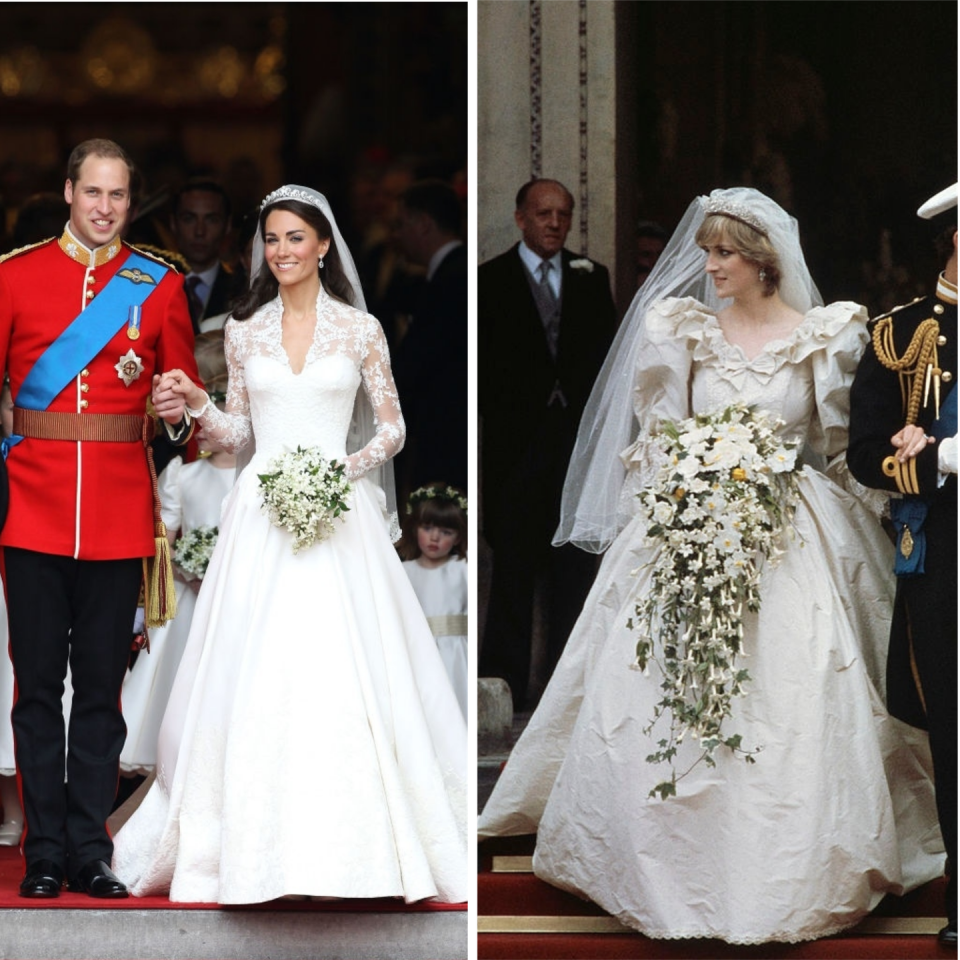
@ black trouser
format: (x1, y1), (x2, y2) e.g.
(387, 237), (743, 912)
(3, 547), (141, 874)
(481, 539), (597, 709)
(897, 498), (958, 923)
(480, 405), (598, 708)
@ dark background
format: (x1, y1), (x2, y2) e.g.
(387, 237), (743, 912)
(613, 0), (958, 312)
(0, 2), (467, 256)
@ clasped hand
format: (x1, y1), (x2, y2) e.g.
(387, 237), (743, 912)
(153, 370), (204, 423)
(890, 423), (935, 462)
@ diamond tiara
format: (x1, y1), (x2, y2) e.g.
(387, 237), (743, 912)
(701, 198), (769, 236)
(260, 185), (328, 212)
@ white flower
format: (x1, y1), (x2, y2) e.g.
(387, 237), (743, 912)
(652, 500), (676, 526)
(631, 402), (801, 797)
(258, 447), (352, 554)
(172, 526), (218, 579)
(767, 444), (799, 473)
(569, 258), (594, 272)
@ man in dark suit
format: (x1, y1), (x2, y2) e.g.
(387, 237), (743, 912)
(392, 179), (467, 498)
(848, 183), (957, 947)
(169, 179), (246, 334)
(478, 178), (618, 709)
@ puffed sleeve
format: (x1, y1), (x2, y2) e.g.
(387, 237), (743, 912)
(804, 302), (890, 515)
(617, 298), (703, 503)
(157, 456), (184, 535)
(805, 301), (869, 461)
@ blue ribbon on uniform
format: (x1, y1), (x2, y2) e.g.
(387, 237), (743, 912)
(890, 497), (927, 577)
(3, 251), (168, 459)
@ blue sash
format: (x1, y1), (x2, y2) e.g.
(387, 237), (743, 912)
(3, 251), (168, 457)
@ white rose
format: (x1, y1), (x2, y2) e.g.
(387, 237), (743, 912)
(569, 258), (594, 272)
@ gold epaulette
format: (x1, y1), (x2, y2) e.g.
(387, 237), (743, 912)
(0, 236), (56, 264)
(128, 243), (188, 275)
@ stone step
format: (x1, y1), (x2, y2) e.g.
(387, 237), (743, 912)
(1, 905), (468, 959)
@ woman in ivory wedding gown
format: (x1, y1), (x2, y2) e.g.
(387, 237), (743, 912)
(112, 185), (467, 905)
(477, 188), (945, 944)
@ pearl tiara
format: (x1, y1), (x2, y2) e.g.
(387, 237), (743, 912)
(260, 185), (328, 212)
(701, 197), (769, 236)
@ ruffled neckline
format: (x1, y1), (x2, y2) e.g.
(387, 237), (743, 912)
(651, 296), (862, 381)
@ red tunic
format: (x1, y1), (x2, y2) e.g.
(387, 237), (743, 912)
(0, 233), (201, 560)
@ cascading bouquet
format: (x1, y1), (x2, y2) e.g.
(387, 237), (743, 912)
(258, 446), (352, 553)
(172, 526), (219, 580)
(629, 403), (802, 799)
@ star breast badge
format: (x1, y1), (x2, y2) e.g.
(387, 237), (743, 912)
(115, 348), (145, 386)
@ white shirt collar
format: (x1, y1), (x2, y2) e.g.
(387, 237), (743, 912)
(427, 241), (462, 281)
(187, 263), (221, 301)
(518, 241), (561, 277)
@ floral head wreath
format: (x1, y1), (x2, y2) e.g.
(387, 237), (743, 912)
(406, 485), (468, 516)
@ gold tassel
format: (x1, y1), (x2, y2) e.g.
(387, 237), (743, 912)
(143, 520), (177, 627)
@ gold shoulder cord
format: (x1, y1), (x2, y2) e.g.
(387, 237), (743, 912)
(871, 316), (941, 425)
(874, 314), (941, 495)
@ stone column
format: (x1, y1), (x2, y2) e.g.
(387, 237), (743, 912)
(478, 0), (619, 286)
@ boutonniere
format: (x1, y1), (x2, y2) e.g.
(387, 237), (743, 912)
(570, 258), (594, 273)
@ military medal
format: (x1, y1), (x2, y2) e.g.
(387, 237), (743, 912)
(900, 525), (914, 560)
(115, 348), (144, 386)
(127, 304), (142, 340)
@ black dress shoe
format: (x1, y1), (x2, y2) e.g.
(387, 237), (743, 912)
(20, 859), (65, 898)
(939, 921), (958, 947)
(68, 859), (129, 899)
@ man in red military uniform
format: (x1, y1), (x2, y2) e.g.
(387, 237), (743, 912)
(0, 138), (201, 898)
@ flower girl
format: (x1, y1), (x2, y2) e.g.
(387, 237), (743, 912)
(119, 333), (236, 774)
(400, 484), (468, 719)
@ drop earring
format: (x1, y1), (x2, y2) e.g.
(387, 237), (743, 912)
(318, 257), (325, 269)
(758, 268), (767, 282)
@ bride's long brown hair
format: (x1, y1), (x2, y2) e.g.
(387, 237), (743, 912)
(231, 199), (357, 320)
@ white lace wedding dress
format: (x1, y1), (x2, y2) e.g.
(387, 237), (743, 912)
(478, 298), (945, 943)
(112, 288), (467, 904)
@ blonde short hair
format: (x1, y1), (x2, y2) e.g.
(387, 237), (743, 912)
(695, 213), (781, 297)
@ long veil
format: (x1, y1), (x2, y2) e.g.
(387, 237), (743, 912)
(237, 184), (399, 536)
(553, 186), (822, 554)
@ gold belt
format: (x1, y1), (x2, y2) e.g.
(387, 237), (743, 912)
(12, 407), (155, 443)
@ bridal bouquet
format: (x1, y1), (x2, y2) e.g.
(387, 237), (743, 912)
(630, 403), (802, 798)
(172, 526), (218, 579)
(258, 446), (351, 553)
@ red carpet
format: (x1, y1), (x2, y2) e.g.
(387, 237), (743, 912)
(0, 846), (466, 912)
(479, 836), (953, 960)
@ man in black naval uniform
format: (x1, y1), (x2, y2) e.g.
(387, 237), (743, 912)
(848, 183), (958, 947)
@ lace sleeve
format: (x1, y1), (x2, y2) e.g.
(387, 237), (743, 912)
(188, 317), (253, 454)
(342, 316), (406, 480)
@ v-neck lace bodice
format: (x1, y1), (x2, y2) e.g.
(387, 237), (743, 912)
(195, 288), (404, 479)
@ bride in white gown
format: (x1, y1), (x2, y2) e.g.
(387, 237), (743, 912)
(112, 185), (467, 905)
(478, 187), (945, 943)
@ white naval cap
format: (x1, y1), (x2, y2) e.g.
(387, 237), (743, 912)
(917, 182), (958, 219)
